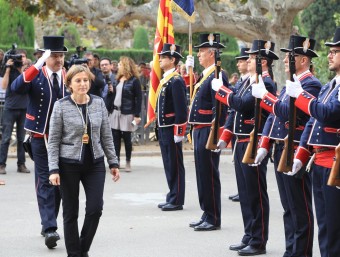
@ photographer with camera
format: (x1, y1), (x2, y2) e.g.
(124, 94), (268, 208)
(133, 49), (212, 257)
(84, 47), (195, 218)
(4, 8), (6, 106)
(83, 51), (105, 97)
(0, 49), (31, 175)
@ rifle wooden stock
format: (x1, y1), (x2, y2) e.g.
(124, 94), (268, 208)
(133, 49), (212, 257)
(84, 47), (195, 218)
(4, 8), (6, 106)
(206, 115), (222, 150)
(242, 97), (261, 164)
(278, 41), (297, 172)
(277, 137), (292, 172)
(242, 44), (262, 165)
(277, 102), (297, 173)
(242, 130), (256, 164)
(327, 143), (340, 186)
(205, 35), (221, 151)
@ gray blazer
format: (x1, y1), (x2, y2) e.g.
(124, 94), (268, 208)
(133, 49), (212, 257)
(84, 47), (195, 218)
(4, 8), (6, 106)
(48, 95), (119, 172)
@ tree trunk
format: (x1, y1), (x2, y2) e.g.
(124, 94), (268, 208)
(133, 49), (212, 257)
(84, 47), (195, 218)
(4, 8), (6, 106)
(13, 0), (315, 86)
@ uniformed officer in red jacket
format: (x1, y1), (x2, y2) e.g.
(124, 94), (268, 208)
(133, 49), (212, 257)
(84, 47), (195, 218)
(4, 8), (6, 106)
(11, 36), (69, 249)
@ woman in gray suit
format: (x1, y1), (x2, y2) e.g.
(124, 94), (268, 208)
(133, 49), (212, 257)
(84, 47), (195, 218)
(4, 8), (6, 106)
(48, 65), (120, 257)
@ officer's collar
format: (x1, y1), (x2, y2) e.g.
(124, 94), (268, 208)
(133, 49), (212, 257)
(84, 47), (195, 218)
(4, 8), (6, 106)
(296, 70), (311, 80)
(163, 68), (176, 78)
(202, 64), (215, 76)
(45, 66), (62, 79)
(241, 73), (250, 81)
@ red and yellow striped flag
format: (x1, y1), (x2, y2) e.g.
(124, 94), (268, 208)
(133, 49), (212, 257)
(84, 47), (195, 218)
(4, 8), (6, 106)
(145, 0), (175, 127)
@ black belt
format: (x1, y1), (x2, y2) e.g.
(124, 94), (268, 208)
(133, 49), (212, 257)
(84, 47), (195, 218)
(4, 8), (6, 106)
(113, 106), (121, 111)
(236, 135), (250, 140)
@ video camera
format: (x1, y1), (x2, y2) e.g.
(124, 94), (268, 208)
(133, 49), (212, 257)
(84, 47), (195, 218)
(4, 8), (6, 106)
(1, 43), (23, 69)
(65, 46), (88, 70)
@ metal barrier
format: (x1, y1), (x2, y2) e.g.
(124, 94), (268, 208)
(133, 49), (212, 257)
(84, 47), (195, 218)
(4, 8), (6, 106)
(131, 90), (155, 145)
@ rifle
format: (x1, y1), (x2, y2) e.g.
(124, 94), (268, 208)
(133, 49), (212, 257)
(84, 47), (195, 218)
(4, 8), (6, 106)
(206, 34), (222, 150)
(327, 143), (340, 186)
(242, 41), (263, 164)
(278, 37), (297, 172)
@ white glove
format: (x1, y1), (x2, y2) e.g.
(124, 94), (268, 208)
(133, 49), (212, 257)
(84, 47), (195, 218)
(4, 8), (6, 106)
(211, 73), (223, 91)
(286, 159), (303, 176)
(217, 139), (227, 149)
(252, 75), (268, 99)
(34, 49), (51, 69)
(251, 148), (268, 166)
(174, 135), (184, 143)
(212, 139), (227, 152)
(286, 74), (303, 98)
(185, 55), (194, 73)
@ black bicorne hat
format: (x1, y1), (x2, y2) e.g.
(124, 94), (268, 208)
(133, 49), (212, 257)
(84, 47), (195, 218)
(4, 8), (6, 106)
(246, 40), (279, 60)
(39, 36), (68, 53)
(280, 35), (318, 58)
(325, 27), (340, 47)
(158, 43), (183, 59)
(235, 47), (250, 60)
(194, 33), (225, 49)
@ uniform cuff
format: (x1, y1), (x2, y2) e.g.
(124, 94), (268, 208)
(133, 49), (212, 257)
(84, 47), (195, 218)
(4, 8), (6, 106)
(216, 85), (232, 106)
(295, 146), (311, 165)
(174, 123), (187, 136)
(295, 91), (315, 116)
(23, 66), (39, 82)
(260, 92), (278, 114)
(258, 136), (270, 151)
(220, 129), (233, 144)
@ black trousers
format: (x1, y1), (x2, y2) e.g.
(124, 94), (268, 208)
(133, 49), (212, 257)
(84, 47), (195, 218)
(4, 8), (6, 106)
(312, 164), (340, 257)
(234, 141), (269, 249)
(273, 143), (313, 257)
(158, 126), (185, 205)
(193, 127), (221, 226)
(59, 160), (106, 257)
(112, 129), (132, 162)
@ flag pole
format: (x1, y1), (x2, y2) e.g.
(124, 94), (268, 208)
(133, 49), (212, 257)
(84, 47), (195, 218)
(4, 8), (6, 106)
(188, 22), (193, 101)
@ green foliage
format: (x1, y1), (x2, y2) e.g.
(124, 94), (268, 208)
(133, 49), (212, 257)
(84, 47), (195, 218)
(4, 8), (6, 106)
(125, 0), (146, 5)
(312, 41), (334, 85)
(191, 51), (238, 75)
(0, 0), (34, 47)
(335, 12), (340, 26)
(301, 0), (340, 49)
(58, 24), (81, 48)
(133, 27), (150, 49)
(220, 34), (239, 52)
(293, 16), (306, 36)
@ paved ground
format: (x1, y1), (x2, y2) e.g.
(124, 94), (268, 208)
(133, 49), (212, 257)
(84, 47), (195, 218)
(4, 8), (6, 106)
(0, 146), (321, 257)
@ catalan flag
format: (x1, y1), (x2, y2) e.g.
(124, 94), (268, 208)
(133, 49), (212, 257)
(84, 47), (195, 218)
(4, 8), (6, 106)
(172, 0), (195, 23)
(145, 0), (175, 127)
